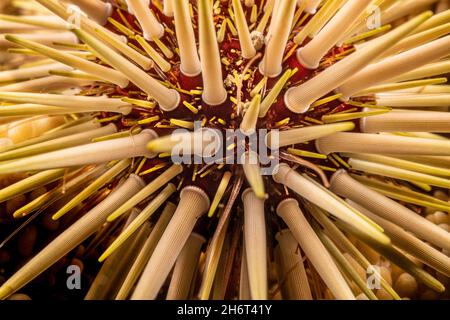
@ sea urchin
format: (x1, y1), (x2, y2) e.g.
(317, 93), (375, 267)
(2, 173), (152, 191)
(0, 0), (450, 301)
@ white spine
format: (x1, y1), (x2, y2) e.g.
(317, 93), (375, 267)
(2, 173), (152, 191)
(276, 230), (313, 300)
(298, 0), (372, 69)
(316, 132), (450, 156)
(65, 0), (112, 25)
(260, 0), (297, 77)
(131, 187), (210, 299)
(276, 199), (355, 300)
(126, 0), (164, 40)
(0, 130), (158, 174)
(173, 0), (201, 76)
(330, 170), (450, 251)
(0, 175), (145, 299)
(242, 188), (268, 300)
(166, 233), (205, 299)
(198, 0), (227, 105)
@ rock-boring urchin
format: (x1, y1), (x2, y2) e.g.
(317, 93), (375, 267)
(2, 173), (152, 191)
(0, 0), (450, 301)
